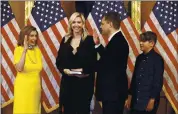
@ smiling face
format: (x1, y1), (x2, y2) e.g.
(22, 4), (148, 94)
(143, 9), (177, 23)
(28, 30), (38, 46)
(71, 16), (84, 34)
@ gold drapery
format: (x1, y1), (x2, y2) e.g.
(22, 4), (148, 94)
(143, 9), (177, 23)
(131, 1), (141, 33)
(25, 1), (34, 25)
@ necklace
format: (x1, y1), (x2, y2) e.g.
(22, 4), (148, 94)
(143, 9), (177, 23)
(27, 49), (37, 64)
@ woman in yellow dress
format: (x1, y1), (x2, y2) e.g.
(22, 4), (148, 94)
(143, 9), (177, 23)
(13, 25), (42, 114)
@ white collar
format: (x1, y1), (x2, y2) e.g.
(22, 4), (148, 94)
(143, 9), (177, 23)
(108, 29), (120, 42)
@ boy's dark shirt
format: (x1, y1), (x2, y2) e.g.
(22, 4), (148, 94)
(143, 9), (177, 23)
(129, 49), (164, 111)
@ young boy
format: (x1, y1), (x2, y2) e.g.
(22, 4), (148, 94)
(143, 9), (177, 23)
(125, 31), (164, 114)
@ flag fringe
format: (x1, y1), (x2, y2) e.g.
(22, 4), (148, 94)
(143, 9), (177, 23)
(1, 98), (14, 108)
(42, 102), (59, 113)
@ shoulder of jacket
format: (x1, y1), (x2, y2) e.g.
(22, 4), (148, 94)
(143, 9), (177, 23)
(116, 31), (124, 36)
(153, 51), (163, 60)
(137, 54), (143, 59)
(85, 35), (93, 39)
(84, 35), (94, 42)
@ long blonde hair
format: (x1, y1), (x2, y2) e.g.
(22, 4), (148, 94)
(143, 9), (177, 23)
(65, 12), (88, 43)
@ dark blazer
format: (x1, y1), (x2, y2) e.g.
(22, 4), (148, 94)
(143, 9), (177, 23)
(95, 31), (129, 101)
(129, 49), (164, 111)
(56, 35), (97, 105)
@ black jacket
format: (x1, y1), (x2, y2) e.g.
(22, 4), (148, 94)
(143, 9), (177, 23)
(129, 49), (164, 110)
(95, 31), (129, 101)
(56, 35), (97, 105)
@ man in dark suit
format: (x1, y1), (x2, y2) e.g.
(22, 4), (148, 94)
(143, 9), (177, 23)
(93, 12), (129, 114)
(125, 31), (164, 114)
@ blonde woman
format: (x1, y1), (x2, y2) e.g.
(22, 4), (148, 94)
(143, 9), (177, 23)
(56, 12), (97, 114)
(13, 25), (42, 114)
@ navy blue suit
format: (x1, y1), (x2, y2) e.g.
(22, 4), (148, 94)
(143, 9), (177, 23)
(129, 49), (164, 113)
(95, 31), (129, 114)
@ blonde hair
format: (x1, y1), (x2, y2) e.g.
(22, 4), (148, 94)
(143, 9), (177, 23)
(65, 12), (88, 43)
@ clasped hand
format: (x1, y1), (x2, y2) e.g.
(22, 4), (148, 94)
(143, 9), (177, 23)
(63, 68), (83, 75)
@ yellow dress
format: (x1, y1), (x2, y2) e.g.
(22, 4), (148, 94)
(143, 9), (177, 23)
(13, 46), (42, 114)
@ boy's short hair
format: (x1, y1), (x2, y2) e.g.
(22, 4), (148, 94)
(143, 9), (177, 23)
(140, 31), (157, 44)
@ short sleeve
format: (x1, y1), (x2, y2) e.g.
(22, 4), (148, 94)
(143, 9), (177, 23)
(14, 46), (23, 64)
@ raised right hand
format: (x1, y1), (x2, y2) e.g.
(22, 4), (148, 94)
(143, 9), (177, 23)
(63, 69), (70, 75)
(23, 35), (28, 50)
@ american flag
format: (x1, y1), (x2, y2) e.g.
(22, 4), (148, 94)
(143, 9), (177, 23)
(142, 1), (178, 113)
(86, 1), (140, 84)
(1, 1), (20, 108)
(27, 1), (68, 112)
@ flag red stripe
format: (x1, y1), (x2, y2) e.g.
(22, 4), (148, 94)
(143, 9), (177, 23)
(127, 17), (140, 39)
(127, 57), (134, 73)
(41, 88), (52, 108)
(147, 18), (178, 72)
(102, 35), (109, 44)
(167, 33), (178, 53)
(41, 70), (59, 104)
(121, 22), (139, 57)
(127, 76), (131, 88)
(51, 25), (63, 44)
(1, 66), (14, 93)
(2, 47), (16, 77)
(8, 21), (19, 40)
(42, 31), (58, 56)
(1, 84), (10, 101)
(1, 28), (15, 53)
(162, 62), (178, 91)
(60, 19), (68, 33)
(86, 20), (93, 35)
(37, 40), (61, 85)
(163, 79), (178, 108)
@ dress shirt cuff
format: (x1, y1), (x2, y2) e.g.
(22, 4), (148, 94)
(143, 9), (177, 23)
(95, 44), (101, 48)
